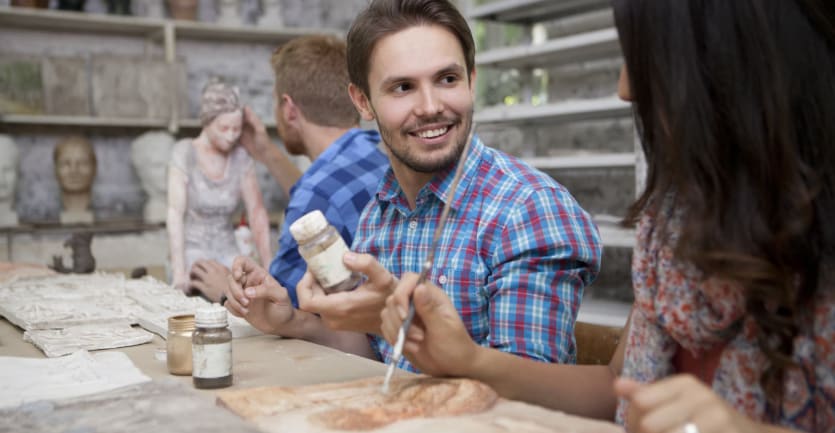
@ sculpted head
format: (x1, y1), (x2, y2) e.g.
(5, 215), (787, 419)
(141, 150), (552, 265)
(54, 135), (97, 195)
(199, 79), (243, 153)
(0, 135), (18, 204)
(131, 131), (175, 197)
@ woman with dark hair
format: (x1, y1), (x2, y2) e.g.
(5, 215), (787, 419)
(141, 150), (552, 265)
(380, 0), (835, 432)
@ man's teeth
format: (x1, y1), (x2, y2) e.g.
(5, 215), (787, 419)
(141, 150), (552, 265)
(416, 127), (449, 139)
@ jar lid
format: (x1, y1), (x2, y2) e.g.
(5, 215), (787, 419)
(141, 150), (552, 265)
(289, 210), (328, 242)
(195, 305), (228, 328)
(168, 314), (195, 332)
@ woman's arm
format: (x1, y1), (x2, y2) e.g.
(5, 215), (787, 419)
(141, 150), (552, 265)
(380, 273), (630, 420)
(240, 166), (273, 269)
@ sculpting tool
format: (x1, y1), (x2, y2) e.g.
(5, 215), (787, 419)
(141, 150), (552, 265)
(382, 122), (476, 394)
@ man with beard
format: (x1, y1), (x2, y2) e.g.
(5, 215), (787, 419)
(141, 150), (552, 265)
(196, 35), (388, 310)
(224, 0), (601, 366)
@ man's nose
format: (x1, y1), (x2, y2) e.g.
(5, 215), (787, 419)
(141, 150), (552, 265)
(414, 86), (443, 117)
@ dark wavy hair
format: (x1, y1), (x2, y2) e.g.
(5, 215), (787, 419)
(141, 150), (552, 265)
(614, 0), (835, 404)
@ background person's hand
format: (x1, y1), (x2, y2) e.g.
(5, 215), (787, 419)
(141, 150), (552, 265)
(188, 259), (230, 302)
(239, 106), (274, 164)
(223, 255), (295, 335)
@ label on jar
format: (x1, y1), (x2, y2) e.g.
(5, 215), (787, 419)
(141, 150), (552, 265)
(192, 342), (232, 379)
(307, 239), (352, 288)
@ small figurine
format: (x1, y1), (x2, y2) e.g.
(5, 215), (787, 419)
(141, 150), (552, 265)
(49, 232), (96, 274)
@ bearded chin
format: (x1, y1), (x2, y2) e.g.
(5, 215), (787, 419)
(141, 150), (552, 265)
(382, 111), (473, 174)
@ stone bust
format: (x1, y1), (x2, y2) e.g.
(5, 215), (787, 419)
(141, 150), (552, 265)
(0, 134), (19, 227)
(54, 135), (97, 224)
(131, 131), (175, 223)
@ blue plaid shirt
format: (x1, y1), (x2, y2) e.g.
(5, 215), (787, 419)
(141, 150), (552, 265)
(354, 136), (601, 372)
(270, 128), (388, 306)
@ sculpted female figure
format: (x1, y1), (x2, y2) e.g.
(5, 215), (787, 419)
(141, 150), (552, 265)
(167, 80), (272, 298)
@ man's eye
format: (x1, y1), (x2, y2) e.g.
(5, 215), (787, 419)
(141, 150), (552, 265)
(393, 83), (412, 93)
(441, 75), (457, 84)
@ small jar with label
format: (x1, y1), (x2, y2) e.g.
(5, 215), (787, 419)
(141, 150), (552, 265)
(290, 210), (361, 293)
(192, 305), (233, 389)
(167, 314), (195, 375)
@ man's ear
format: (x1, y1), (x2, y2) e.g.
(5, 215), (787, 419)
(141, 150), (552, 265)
(281, 94), (299, 122)
(348, 83), (375, 121)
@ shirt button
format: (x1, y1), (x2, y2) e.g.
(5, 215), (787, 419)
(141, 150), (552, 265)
(408, 220), (418, 230)
(438, 275), (447, 284)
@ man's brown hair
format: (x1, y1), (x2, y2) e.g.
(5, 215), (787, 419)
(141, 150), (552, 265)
(346, 0), (475, 97)
(271, 35), (359, 127)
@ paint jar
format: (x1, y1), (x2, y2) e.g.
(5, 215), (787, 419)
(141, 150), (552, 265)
(290, 210), (361, 293)
(192, 305), (233, 389)
(167, 314), (195, 375)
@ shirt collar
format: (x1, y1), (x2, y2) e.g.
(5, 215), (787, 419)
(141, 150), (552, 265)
(308, 128), (368, 170)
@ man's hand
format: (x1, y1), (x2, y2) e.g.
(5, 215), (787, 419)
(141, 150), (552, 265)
(296, 252), (397, 334)
(223, 255), (296, 335)
(380, 272), (480, 376)
(188, 259), (230, 303)
(240, 106), (274, 164)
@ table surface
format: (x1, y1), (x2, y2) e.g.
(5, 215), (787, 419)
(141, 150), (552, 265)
(0, 317), (390, 393)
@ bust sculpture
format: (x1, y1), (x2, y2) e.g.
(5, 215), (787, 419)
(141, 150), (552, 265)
(131, 131), (175, 223)
(0, 135), (19, 228)
(54, 135), (97, 225)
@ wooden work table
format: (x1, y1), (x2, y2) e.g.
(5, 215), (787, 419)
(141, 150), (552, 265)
(0, 296), (623, 433)
(0, 317), (388, 391)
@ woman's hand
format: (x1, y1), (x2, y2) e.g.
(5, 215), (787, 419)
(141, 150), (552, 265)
(380, 273), (481, 377)
(615, 375), (762, 433)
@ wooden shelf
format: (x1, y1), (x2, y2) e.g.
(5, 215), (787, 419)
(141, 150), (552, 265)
(0, 6), (164, 35)
(0, 114), (168, 129)
(523, 152), (634, 170)
(173, 19), (330, 44)
(0, 7), (331, 44)
(468, 0), (611, 25)
(475, 96), (631, 126)
(476, 28), (619, 70)
(179, 118), (276, 129)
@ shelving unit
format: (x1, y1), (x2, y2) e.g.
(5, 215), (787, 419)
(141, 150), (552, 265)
(0, 6), (321, 133)
(468, 0), (635, 248)
(475, 27), (619, 70)
(468, 0), (611, 24)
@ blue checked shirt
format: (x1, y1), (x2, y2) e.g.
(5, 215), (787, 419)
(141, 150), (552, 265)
(354, 136), (601, 372)
(270, 128), (388, 306)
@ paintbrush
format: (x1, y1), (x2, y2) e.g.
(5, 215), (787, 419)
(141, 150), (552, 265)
(381, 122), (476, 394)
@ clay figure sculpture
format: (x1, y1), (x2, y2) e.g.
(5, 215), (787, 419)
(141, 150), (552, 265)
(167, 79), (272, 299)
